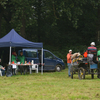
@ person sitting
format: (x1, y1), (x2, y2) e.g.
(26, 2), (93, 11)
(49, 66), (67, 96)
(83, 51), (88, 58)
(0, 65), (5, 76)
(17, 51), (27, 75)
(97, 49), (100, 61)
(86, 42), (97, 54)
(0, 59), (5, 76)
(11, 51), (17, 75)
(82, 51), (88, 64)
(93, 53), (98, 64)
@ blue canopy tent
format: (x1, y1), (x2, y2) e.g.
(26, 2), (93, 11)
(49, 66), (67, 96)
(0, 29), (43, 74)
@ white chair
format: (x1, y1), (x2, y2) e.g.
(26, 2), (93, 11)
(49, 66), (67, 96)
(0, 70), (2, 76)
(12, 64), (18, 75)
(30, 64), (38, 74)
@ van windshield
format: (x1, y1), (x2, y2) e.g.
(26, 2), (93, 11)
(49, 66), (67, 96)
(25, 50), (37, 58)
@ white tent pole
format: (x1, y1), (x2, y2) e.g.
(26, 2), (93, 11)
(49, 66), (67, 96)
(9, 46), (11, 64)
(41, 48), (43, 74)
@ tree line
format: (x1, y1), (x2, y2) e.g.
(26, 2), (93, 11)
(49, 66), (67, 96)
(0, 0), (100, 59)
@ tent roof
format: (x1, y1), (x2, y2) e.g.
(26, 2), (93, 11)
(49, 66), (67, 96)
(0, 29), (43, 48)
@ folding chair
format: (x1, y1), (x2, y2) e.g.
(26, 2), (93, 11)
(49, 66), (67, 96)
(0, 70), (2, 76)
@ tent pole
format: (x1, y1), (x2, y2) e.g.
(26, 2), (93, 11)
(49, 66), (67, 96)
(9, 46), (11, 64)
(41, 48), (43, 74)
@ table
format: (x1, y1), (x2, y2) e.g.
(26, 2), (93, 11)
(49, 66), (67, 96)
(8, 64), (38, 74)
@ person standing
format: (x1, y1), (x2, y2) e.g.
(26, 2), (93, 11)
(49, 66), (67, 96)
(17, 51), (26, 75)
(11, 51), (17, 75)
(67, 49), (72, 77)
(11, 51), (17, 63)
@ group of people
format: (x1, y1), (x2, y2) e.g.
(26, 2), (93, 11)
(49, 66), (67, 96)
(11, 51), (26, 75)
(66, 42), (100, 77)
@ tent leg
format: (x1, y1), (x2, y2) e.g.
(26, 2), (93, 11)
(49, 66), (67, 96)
(9, 46), (11, 64)
(41, 48), (43, 74)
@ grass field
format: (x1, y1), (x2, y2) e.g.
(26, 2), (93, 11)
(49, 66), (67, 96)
(0, 68), (100, 100)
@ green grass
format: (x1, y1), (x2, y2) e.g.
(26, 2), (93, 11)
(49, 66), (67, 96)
(0, 68), (100, 100)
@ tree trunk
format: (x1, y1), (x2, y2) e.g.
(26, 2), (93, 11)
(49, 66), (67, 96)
(20, 18), (26, 38)
(97, 6), (100, 44)
(0, 13), (2, 38)
(37, 0), (41, 42)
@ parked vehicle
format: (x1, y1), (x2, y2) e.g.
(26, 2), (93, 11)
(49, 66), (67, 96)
(19, 48), (65, 72)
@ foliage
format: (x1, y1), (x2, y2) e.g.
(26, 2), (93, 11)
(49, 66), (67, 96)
(0, 0), (100, 58)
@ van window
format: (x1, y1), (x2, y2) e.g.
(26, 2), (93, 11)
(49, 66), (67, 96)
(25, 50), (37, 58)
(44, 51), (54, 59)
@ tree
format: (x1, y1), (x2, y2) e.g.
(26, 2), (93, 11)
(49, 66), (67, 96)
(0, 0), (100, 49)
(0, 0), (8, 37)
(9, 0), (35, 38)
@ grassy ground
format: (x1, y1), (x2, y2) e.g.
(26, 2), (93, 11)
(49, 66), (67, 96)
(0, 68), (100, 100)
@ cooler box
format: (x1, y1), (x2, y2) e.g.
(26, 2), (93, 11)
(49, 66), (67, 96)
(90, 64), (97, 69)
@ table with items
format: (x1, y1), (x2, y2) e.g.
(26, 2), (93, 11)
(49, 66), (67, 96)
(7, 62), (38, 76)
